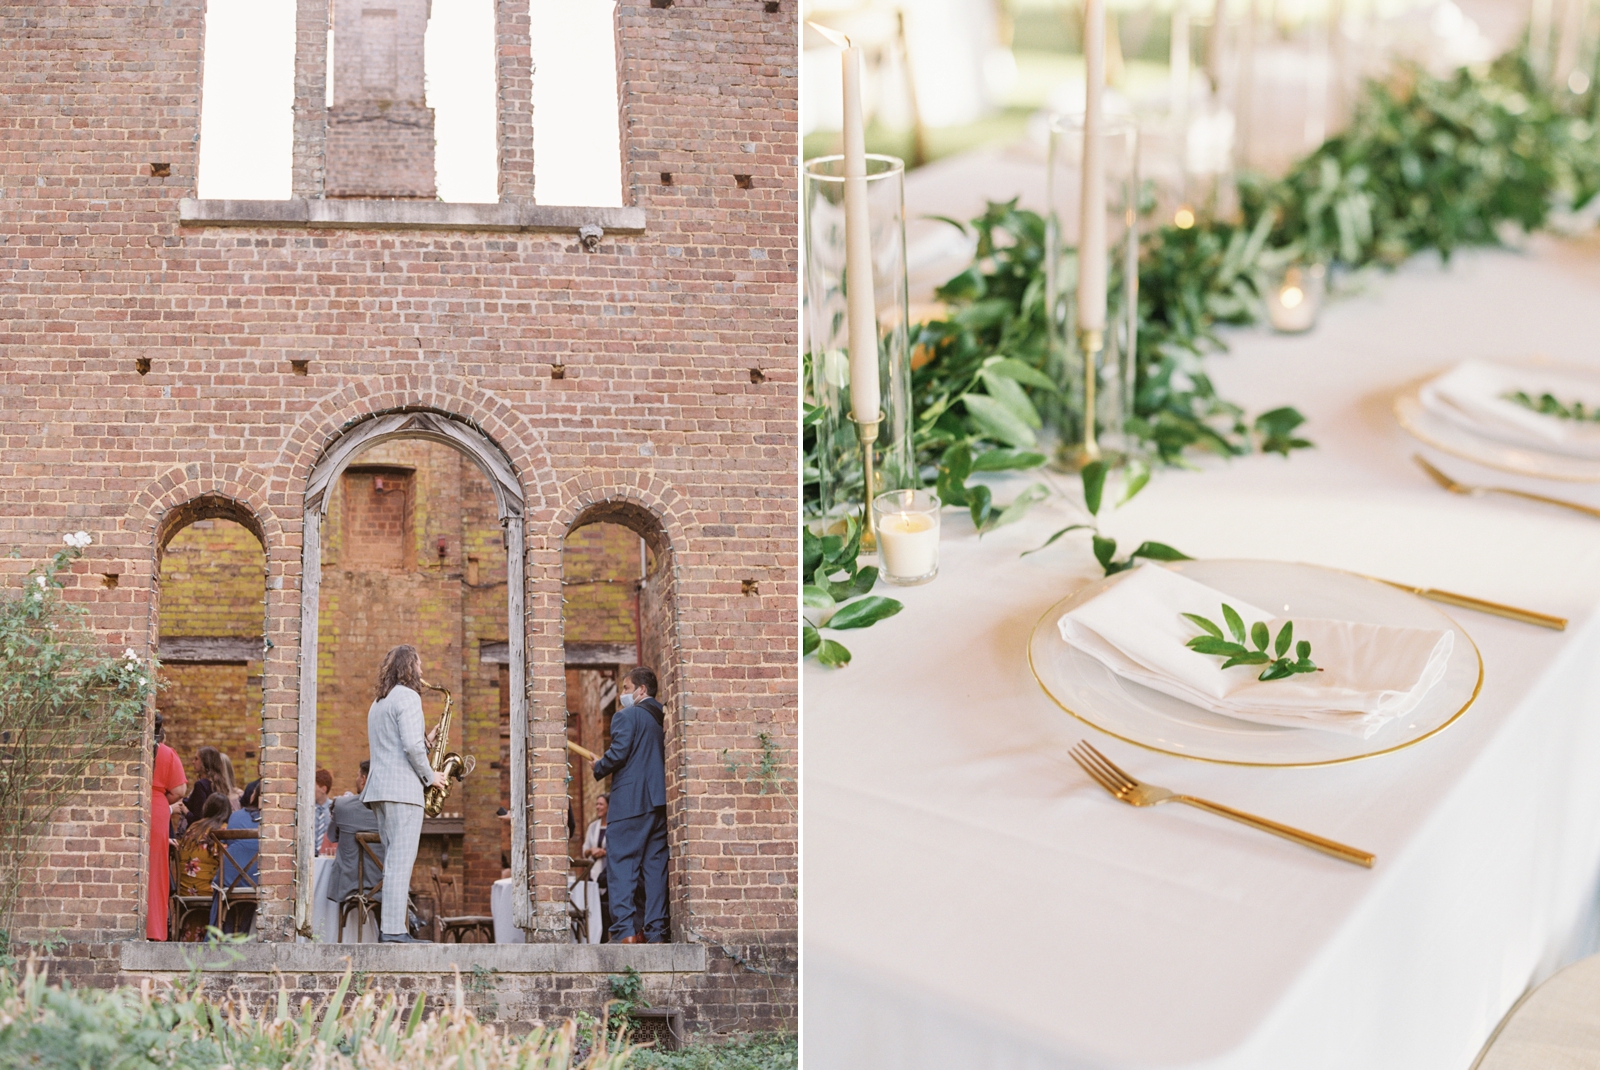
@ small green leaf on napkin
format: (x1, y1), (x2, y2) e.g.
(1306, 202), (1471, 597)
(1185, 604), (1320, 682)
(1503, 390), (1600, 423)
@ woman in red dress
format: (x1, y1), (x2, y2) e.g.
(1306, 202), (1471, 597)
(148, 713), (187, 941)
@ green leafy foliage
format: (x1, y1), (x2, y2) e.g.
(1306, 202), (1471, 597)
(803, 519), (904, 669)
(0, 961), (638, 1070)
(1025, 462), (1192, 575)
(0, 538), (154, 941)
(1184, 606), (1320, 681)
(1503, 390), (1600, 422)
(630, 1032), (798, 1070)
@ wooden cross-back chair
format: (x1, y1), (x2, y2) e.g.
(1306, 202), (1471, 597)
(168, 842), (212, 942)
(430, 867), (495, 943)
(212, 829), (260, 935)
(337, 831), (386, 940)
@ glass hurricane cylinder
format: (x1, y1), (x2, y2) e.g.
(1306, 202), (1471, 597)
(804, 154), (915, 521)
(1045, 113), (1141, 469)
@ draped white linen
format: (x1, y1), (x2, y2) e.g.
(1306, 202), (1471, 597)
(804, 178), (1600, 1066)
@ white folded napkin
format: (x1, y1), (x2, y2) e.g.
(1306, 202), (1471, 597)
(1419, 360), (1600, 459)
(1057, 564), (1454, 738)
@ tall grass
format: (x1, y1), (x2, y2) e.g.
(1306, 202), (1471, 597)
(0, 958), (637, 1070)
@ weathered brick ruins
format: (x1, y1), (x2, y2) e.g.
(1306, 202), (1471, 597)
(0, 0), (797, 1037)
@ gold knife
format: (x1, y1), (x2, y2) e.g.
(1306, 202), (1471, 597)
(1372, 577), (1567, 631)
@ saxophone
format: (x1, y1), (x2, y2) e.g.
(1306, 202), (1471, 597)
(421, 680), (475, 818)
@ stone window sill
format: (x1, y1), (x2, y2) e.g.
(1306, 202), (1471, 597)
(177, 198), (645, 235)
(121, 939), (706, 974)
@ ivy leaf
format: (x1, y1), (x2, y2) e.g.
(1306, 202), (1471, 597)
(802, 623), (821, 657)
(826, 595), (905, 631)
(970, 448), (1047, 472)
(967, 483), (994, 531)
(982, 356), (1060, 393)
(978, 370), (1044, 430)
(1117, 459), (1151, 506)
(1251, 620), (1270, 652)
(1091, 534), (1117, 572)
(1082, 461), (1107, 517)
(1222, 604), (1246, 643)
(962, 393), (1038, 449)
(983, 482), (1049, 534)
(1182, 612), (1223, 639)
(1187, 636), (1249, 656)
(816, 639), (852, 668)
(1021, 524), (1090, 557)
(801, 586), (835, 612)
(1274, 620), (1293, 658)
(1128, 541), (1191, 563)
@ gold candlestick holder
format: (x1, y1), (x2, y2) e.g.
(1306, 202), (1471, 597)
(1056, 328), (1108, 472)
(849, 410), (883, 553)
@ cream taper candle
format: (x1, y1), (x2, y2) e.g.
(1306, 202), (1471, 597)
(1079, 0), (1108, 335)
(840, 41), (880, 424)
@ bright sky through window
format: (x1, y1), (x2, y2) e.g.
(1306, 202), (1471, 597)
(197, 0), (624, 206)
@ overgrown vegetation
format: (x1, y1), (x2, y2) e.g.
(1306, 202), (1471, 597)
(0, 536), (154, 945)
(630, 1032), (798, 1070)
(0, 960), (636, 1070)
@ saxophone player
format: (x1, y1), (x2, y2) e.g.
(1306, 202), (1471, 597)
(360, 644), (446, 943)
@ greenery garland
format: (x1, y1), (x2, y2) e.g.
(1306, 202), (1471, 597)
(802, 47), (1600, 666)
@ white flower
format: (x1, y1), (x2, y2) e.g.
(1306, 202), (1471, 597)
(34, 576), (46, 588)
(61, 531), (91, 550)
(124, 648), (140, 662)
(138, 677), (148, 686)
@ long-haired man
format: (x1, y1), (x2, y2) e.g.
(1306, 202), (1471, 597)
(360, 644), (444, 942)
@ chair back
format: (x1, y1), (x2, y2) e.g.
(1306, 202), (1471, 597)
(213, 829), (260, 895)
(431, 866), (460, 916)
(354, 831), (384, 897)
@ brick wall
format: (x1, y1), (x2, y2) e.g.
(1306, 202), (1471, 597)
(324, 0), (436, 198)
(0, 0), (796, 1032)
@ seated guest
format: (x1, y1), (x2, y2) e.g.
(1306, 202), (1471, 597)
(582, 793), (612, 940)
(327, 761), (383, 926)
(175, 794), (231, 941)
(218, 754), (244, 812)
(183, 746), (227, 822)
(214, 779), (261, 934)
(314, 768), (334, 855)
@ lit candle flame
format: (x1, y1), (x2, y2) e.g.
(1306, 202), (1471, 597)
(1279, 285), (1304, 309)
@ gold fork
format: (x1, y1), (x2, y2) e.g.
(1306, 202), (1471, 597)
(1069, 740), (1376, 868)
(1414, 454), (1600, 521)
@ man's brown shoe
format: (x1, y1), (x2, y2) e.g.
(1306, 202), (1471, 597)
(618, 933), (645, 944)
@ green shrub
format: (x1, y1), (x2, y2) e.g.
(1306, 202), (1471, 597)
(0, 960), (639, 1070)
(630, 1032), (798, 1070)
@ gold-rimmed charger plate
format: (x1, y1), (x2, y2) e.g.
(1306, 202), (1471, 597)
(1394, 373), (1600, 483)
(1028, 560), (1483, 767)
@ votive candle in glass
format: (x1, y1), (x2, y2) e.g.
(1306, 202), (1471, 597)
(1265, 263), (1326, 333)
(873, 488), (940, 586)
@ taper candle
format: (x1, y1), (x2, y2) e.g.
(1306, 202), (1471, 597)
(1079, 0), (1107, 336)
(840, 40), (880, 423)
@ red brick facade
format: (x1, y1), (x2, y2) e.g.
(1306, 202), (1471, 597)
(0, 0), (796, 1034)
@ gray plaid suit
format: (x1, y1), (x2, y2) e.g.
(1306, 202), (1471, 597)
(359, 684), (435, 934)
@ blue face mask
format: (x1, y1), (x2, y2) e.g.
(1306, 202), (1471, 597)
(618, 691), (636, 709)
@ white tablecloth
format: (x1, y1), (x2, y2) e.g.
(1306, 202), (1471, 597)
(491, 876), (601, 943)
(297, 855), (378, 943)
(806, 162), (1600, 1067)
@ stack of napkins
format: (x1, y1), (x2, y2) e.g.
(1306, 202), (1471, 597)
(1057, 564), (1454, 738)
(1419, 360), (1600, 459)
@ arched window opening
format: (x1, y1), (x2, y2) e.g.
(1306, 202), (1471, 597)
(563, 508), (676, 944)
(317, 438), (508, 928)
(151, 502), (268, 942)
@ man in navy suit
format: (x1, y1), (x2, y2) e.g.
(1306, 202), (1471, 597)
(593, 666), (668, 943)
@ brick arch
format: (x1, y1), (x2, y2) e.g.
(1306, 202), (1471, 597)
(553, 471), (694, 943)
(271, 376), (558, 515)
(128, 464), (285, 561)
(552, 471), (696, 554)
